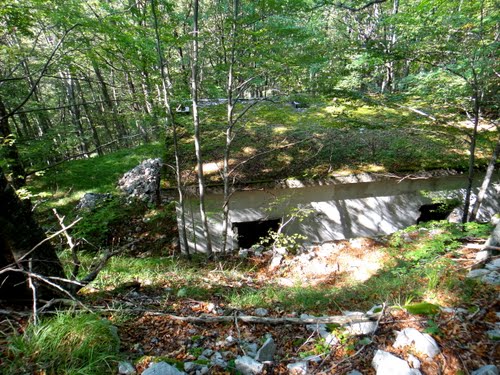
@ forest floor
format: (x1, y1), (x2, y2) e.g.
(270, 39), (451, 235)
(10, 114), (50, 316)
(6, 92), (498, 374)
(70, 220), (499, 374)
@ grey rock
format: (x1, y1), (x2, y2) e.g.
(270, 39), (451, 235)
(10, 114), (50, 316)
(201, 349), (213, 358)
(287, 361), (308, 374)
(372, 350), (422, 375)
(117, 158), (162, 204)
(441, 307), (468, 315)
(118, 361), (136, 375)
(346, 371), (363, 375)
(255, 337), (276, 362)
(142, 361), (186, 375)
(471, 365), (499, 375)
(196, 367), (209, 375)
(467, 269), (491, 279)
(486, 329), (500, 340)
(254, 308), (269, 316)
(184, 362), (199, 372)
(302, 355), (322, 363)
(486, 259), (500, 271)
(76, 193), (112, 210)
(242, 342), (259, 358)
(482, 271), (500, 286)
(239, 249), (249, 258)
(211, 351), (227, 368)
(235, 355), (264, 375)
(393, 328), (440, 358)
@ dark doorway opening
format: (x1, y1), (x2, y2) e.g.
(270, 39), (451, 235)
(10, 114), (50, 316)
(233, 219), (281, 249)
(417, 202), (457, 224)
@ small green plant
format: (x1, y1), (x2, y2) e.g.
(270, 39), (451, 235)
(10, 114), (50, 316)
(188, 347), (204, 357)
(3, 312), (120, 375)
(424, 319), (442, 336)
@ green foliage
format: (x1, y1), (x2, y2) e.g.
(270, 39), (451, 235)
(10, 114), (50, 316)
(403, 302), (440, 316)
(3, 312), (120, 375)
(72, 196), (135, 246)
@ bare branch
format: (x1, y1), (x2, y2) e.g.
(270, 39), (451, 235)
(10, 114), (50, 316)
(2, 24), (80, 120)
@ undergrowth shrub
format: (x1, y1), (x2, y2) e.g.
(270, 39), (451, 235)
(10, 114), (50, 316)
(74, 197), (142, 246)
(3, 312), (120, 375)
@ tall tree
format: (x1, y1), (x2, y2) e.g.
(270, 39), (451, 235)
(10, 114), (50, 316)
(190, 0), (213, 258)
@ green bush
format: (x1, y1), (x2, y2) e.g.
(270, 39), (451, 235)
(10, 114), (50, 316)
(3, 312), (120, 375)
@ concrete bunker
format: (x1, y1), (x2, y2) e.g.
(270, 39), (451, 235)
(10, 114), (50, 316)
(232, 219), (281, 249)
(176, 172), (500, 254)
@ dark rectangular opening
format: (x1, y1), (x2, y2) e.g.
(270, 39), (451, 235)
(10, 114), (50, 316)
(232, 219), (281, 249)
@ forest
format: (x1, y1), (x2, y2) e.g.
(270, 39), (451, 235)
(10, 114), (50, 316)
(1, 0), (499, 374)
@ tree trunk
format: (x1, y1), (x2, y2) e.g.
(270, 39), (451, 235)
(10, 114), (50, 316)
(92, 61), (129, 147)
(77, 78), (103, 156)
(221, 0), (240, 255)
(0, 166), (66, 301)
(461, 88), (481, 224)
(151, 0), (190, 257)
(61, 71), (90, 156)
(0, 96), (26, 188)
(191, 0), (213, 258)
(469, 132), (500, 222)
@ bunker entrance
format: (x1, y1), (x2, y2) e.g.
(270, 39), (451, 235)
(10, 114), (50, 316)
(417, 202), (458, 224)
(233, 219), (281, 249)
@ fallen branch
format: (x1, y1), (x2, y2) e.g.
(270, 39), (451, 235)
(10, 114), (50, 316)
(163, 313), (380, 325)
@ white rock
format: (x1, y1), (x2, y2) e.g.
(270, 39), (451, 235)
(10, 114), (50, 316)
(476, 250), (491, 262)
(345, 321), (378, 336)
(118, 361), (137, 375)
(471, 365), (499, 375)
(143, 362), (186, 375)
(269, 255), (283, 271)
(235, 356), (264, 375)
(407, 354), (421, 369)
(372, 350), (422, 375)
(287, 361), (308, 374)
(482, 271), (500, 286)
(322, 332), (340, 347)
(393, 328), (440, 358)
(467, 269), (491, 279)
(275, 247), (287, 255)
(486, 259), (500, 271)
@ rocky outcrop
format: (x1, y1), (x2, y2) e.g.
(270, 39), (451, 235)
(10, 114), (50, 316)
(118, 158), (162, 205)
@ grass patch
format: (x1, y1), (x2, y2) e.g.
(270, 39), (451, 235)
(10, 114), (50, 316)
(2, 312), (120, 375)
